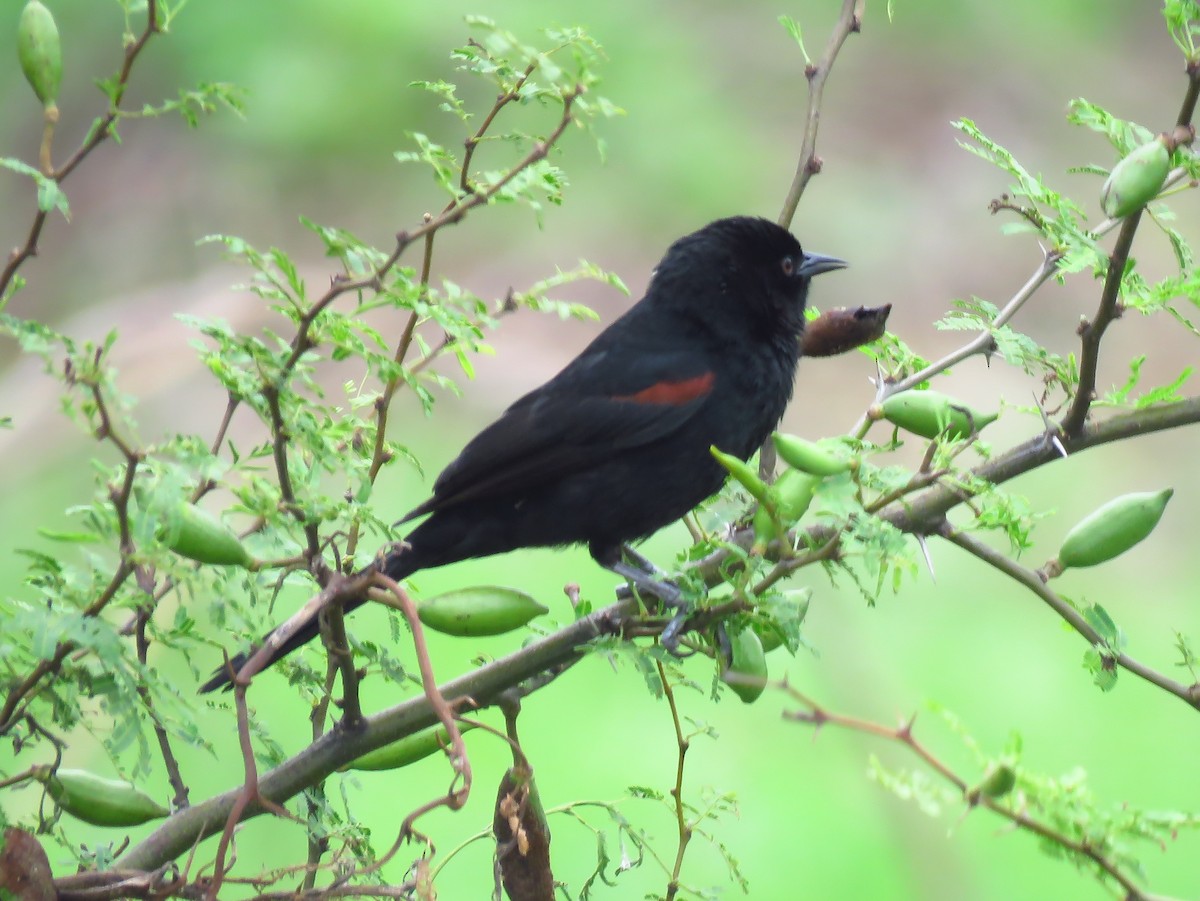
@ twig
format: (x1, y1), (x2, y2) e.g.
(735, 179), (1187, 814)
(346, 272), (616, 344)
(939, 524), (1200, 709)
(687, 397), (1200, 713)
(261, 385), (321, 561)
(1059, 211), (1141, 437)
(0, 380), (146, 733)
(0, 0), (161, 298)
(207, 679), (298, 899)
(765, 0), (862, 480)
(135, 608), (189, 809)
(777, 0), (864, 229)
(118, 598), (634, 872)
(658, 661), (692, 900)
(221, 570), (374, 692)
(877, 248), (1061, 405)
(783, 687), (1179, 901)
(277, 86), (584, 381)
(1062, 62), (1200, 435)
(375, 572), (472, 820)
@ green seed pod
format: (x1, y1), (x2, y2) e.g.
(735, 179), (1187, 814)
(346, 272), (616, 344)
(417, 586), (548, 637)
(722, 628), (768, 703)
(163, 503), (252, 567)
(37, 767), (168, 827)
(977, 763), (1017, 800)
(880, 389), (997, 441)
(1101, 135), (1170, 219)
(17, 1), (62, 109)
(751, 502), (777, 549)
(751, 468), (819, 549)
(710, 445), (770, 504)
(1051, 488), (1173, 574)
(774, 469), (819, 523)
(344, 723), (476, 772)
(771, 432), (850, 477)
(753, 592), (810, 654)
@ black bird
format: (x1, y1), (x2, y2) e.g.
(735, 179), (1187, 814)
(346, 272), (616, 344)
(201, 216), (844, 692)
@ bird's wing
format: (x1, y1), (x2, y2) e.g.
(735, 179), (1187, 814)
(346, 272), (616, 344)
(400, 347), (715, 521)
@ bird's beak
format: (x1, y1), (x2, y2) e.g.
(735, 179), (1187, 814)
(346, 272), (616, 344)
(797, 251), (847, 278)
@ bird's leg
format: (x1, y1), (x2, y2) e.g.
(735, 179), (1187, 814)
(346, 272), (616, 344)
(600, 544), (692, 654)
(616, 544), (669, 580)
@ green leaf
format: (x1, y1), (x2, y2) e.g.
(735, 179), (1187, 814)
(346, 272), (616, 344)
(0, 157), (70, 219)
(35, 528), (103, 543)
(1066, 99), (1154, 154)
(778, 15), (812, 65)
(1082, 602), (1120, 647)
(1163, 0), (1200, 59)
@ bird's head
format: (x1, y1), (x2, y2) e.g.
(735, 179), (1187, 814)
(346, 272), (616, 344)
(652, 216), (846, 338)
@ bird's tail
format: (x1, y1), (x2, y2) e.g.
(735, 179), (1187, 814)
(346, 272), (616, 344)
(198, 549), (418, 693)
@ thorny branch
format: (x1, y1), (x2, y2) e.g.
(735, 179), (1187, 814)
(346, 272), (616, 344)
(763, 0), (864, 482)
(940, 526), (1200, 709)
(777, 0), (864, 229)
(0, 0), (161, 299)
(783, 688), (1182, 901)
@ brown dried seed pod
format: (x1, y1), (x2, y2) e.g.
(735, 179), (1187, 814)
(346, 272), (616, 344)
(494, 764), (554, 901)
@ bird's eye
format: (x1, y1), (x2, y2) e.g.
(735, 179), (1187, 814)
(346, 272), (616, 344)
(781, 256), (796, 276)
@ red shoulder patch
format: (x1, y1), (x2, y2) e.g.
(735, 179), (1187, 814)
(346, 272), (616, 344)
(616, 372), (715, 405)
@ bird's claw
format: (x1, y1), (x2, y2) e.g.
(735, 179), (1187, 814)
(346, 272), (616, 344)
(660, 610), (690, 654)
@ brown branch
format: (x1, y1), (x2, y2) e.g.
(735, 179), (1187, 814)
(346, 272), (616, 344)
(209, 393), (239, 457)
(764, 0), (862, 480)
(135, 607), (190, 809)
(277, 85), (583, 381)
(939, 524), (1200, 709)
(783, 688), (1176, 901)
(0, 0), (161, 298)
(1061, 63), (1200, 436)
(777, 0), (863, 229)
(1176, 60), (1200, 130)
(221, 570), (375, 692)
(659, 661), (692, 901)
(1060, 210), (1140, 437)
(207, 679), (299, 899)
(118, 598), (634, 872)
(261, 385), (321, 561)
(374, 573), (471, 823)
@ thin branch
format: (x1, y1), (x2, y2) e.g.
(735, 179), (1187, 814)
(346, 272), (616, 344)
(777, 0), (863, 229)
(1060, 210), (1141, 436)
(939, 524), (1200, 709)
(278, 86), (584, 381)
(1176, 59), (1200, 131)
(135, 607), (190, 809)
(849, 144), (1188, 437)
(375, 572), (471, 819)
(765, 0), (862, 480)
(881, 248), (1061, 403)
(262, 385), (321, 561)
(118, 598), (634, 872)
(1061, 63), (1200, 436)
(0, 0), (161, 298)
(783, 688), (1179, 901)
(658, 661), (692, 901)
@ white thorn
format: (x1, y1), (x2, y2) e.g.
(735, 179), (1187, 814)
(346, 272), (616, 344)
(916, 534), (936, 583)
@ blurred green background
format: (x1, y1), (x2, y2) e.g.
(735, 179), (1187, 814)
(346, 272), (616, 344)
(3, 1), (1200, 899)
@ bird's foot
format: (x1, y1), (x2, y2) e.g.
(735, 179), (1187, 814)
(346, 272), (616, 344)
(603, 545), (710, 656)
